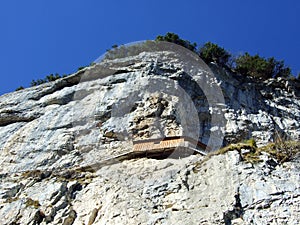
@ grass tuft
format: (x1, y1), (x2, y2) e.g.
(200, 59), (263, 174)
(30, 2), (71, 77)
(193, 139), (300, 172)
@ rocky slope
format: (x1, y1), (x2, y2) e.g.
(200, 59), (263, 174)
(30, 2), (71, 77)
(0, 42), (299, 224)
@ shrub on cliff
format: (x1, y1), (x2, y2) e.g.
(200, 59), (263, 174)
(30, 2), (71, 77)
(46, 73), (61, 82)
(30, 73), (62, 87)
(15, 86), (25, 91)
(30, 79), (46, 87)
(235, 53), (291, 79)
(156, 32), (197, 52)
(206, 139), (299, 164)
(199, 42), (231, 66)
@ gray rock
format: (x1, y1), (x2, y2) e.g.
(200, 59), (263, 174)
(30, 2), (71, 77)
(0, 47), (299, 224)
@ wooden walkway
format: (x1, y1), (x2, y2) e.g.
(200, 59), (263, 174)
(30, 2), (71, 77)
(78, 137), (208, 172)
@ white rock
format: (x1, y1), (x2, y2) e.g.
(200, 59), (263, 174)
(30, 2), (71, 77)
(0, 49), (299, 224)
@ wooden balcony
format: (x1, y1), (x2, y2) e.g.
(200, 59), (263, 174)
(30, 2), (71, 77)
(133, 136), (208, 158)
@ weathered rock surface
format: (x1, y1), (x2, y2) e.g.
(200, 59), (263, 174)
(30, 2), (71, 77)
(0, 150), (299, 224)
(0, 44), (299, 224)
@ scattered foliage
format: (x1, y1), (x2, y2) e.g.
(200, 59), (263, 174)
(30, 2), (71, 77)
(14, 32), (297, 91)
(30, 73), (62, 87)
(77, 66), (87, 71)
(203, 138), (299, 165)
(156, 32), (197, 52)
(103, 40), (158, 60)
(258, 141), (300, 163)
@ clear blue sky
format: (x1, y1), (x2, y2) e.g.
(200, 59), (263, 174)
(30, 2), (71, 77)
(1, 0), (299, 95)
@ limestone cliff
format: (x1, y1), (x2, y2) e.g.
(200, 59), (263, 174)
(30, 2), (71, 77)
(0, 42), (299, 224)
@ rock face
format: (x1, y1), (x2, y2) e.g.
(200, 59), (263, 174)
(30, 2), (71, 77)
(1, 150), (299, 224)
(0, 43), (299, 224)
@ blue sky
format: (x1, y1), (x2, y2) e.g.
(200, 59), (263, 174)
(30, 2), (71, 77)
(0, 0), (299, 95)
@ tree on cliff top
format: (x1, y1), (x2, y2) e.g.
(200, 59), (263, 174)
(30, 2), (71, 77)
(198, 42), (231, 66)
(235, 53), (291, 79)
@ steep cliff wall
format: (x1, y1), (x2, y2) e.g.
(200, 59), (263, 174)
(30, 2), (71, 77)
(0, 44), (299, 224)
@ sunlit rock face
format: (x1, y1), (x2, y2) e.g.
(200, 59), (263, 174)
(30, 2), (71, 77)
(0, 43), (299, 224)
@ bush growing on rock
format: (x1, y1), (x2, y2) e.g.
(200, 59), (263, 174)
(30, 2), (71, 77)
(156, 32), (197, 52)
(30, 73), (62, 87)
(155, 32), (295, 81)
(30, 78), (46, 87)
(235, 53), (291, 80)
(198, 42), (231, 66)
(45, 73), (61, 82)
(15, 86), (25, 91)
(16, 32), (298, 90)
(206, 139), (300, 164)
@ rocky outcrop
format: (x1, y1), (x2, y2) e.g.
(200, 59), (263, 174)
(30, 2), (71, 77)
(0, 42), (299, 224)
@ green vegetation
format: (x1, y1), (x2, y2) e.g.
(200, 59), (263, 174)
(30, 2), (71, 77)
(77, 66), (87, 71)
(258, 140), (300, 163)
(30, 73), (64, 87)
(193, 139), (299, 173)
(199, 41), (231, 66)
(210, 139), (257, 157)
(29, 65), (89, 88)
(204, 139), (299, 164)
(156, 32), (197, 52)
(4, 196), (20, 204)
(15, 32), (298, 91)
(103, 40), (158, 60)
(25, 198), (40, 208)
(155, 32), (296, 80)
(15, 86), (25, 91)
(235, 53), (291, 79)
(29, 63), (94, 88)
